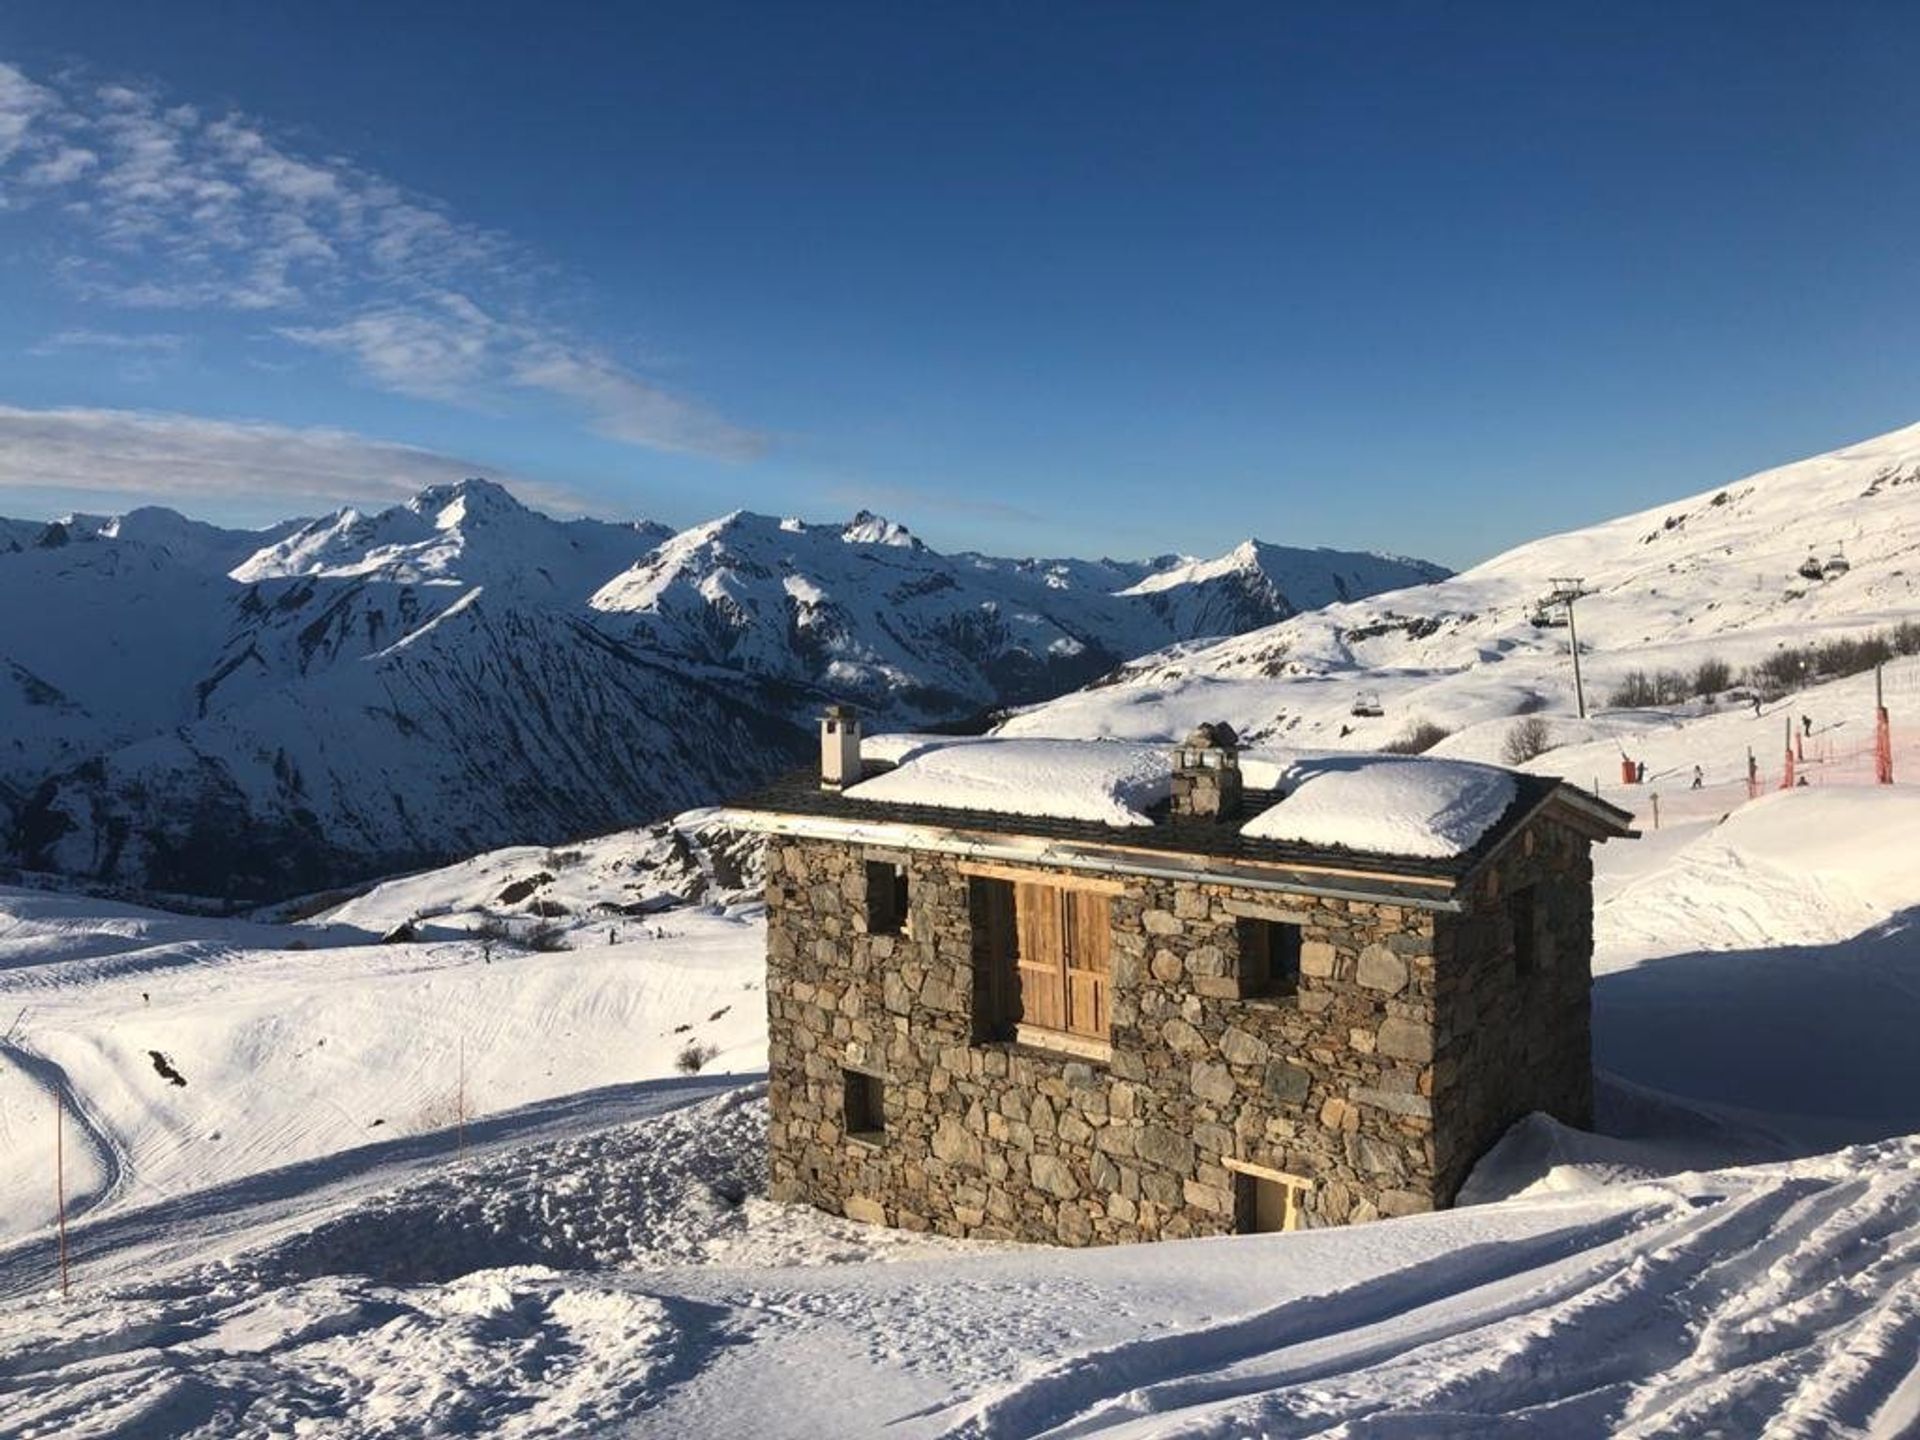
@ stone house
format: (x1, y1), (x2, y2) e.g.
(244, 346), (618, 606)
(720, 713), (1635, 1246)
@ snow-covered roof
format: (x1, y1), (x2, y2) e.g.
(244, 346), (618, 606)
(841, 734), (1524, 858)
(1240, 753), (1518, 859)
(844, 737), (1169, 828)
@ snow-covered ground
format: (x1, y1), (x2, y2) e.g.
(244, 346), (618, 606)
(5, 410), (1920, 1433)
(2, 686), (1917, 1434)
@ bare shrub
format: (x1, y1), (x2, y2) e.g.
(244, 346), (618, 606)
(544, 848), (588, 870)
(523, 919), (570, 953)
(1691, 657), (1732, 696)
(675, 1040), (719, 1074)
(1609, 670), (1659, 708)
(1653, 669), (1691, 705)
(1501, 716), (1554, 765)
(1379, 721), (1450, 755)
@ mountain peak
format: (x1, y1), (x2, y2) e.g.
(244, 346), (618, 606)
(842, 510), (920, 548)
(405, 477), (528, 527)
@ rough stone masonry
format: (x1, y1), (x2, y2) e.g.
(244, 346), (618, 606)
(760, 809), (1595, 1246)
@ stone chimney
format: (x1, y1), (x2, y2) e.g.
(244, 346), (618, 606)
(1170, 722), (1242, 822)
(820, 704), (862, 790)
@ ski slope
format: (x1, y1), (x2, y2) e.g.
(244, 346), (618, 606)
(0, 701), (1916, 1434)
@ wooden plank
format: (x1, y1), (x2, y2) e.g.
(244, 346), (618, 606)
(1068, 891), (1111, 974)
(1012, 1024), (1113, 1063)
(1223, 1157), (1315, 1190)
(958, 861), (1127, 896)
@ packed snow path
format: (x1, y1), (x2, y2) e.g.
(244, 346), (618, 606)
(921, 1143), (1920, 1439)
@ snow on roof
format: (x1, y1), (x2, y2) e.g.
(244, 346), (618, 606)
(1240, 752), (1518, 858)
(845, 737), (1169, 827)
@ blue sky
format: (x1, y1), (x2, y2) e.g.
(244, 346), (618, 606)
(2, 2), (1919, 568)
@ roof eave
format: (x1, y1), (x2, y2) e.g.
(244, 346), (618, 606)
(712, 807), (1468, 912)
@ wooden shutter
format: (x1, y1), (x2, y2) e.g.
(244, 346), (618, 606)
(1064, 890), (1111, 1039)
(1014, 882), (1067, 1032)
(1011, 883), (1110, 1041)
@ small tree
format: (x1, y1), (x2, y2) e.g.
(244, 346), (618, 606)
(1609, 670), (1659, 708)
(1380, 721), (1451, 755)
(1502, 716), (1554, 765)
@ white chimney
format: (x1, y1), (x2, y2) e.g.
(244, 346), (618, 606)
(820, 704), (862, 790)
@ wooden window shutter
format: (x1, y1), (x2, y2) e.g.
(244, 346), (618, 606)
(1064, 889), (1111, 1038)
(1014, 882), (1067, 1033)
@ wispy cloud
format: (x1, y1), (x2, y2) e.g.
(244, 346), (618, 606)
(0, 59), (762, 460)
(0, 404), (592, 515)
(35, 328), (186, 353)
(30, 326), (187, 380)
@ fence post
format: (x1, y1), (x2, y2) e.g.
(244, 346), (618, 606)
(1651, 792), (1660, 830)
(55, 1091), (70, 1299)
(1782, 715), (1795, 790)
(1877, 663), (1895, 785)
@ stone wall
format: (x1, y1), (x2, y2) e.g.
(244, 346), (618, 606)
(1429, 815), (1595, 1199)
(763, 819), (1593, 1246)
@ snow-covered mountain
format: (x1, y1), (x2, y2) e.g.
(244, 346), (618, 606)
(586, 512), (1445, 713)
(0, 482), (1437, 899)
(1008, 419), (1920, 756)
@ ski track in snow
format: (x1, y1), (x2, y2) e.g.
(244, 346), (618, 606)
(0, 1036), (127, 1226)
(928, 1152), (1920, 1439)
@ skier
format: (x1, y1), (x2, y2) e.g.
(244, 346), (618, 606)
(1801, 713), (1813, 738)
(1691, 765), (1703, 789)
(1751, 695), (1762, 717)
(1636, 760), (1647, 784)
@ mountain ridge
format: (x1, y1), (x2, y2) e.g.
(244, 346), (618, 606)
(0, 480), (1441, 899)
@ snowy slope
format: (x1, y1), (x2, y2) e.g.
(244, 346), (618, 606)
(1, 685), (1918, 1434)
(15, 597), (804, 898)
(1005, 419), (1920, 754)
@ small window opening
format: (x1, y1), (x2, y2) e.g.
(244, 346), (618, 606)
(1508, 887), (1538, 977)
(1234, 1170), (1307, 1233)
(1237, 918), (1301, 999)
(866, 860), (909, 936)
(843, 1068), (885, 1140)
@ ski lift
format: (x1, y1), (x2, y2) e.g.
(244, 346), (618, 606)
(1350, 690), (1384, 718)
(1822, 546), (1850, 579)
(1797, 555), (1825, 583)
(1529, 598), (1568, 629)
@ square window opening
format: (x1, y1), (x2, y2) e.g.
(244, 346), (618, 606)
(1507, 887), (1538, 977)
(865, 860), (910, 936)
(842, 1068), (885, 1140)
(1237, 918), (1301, 999)
(1233, 1171), (1306, 1233)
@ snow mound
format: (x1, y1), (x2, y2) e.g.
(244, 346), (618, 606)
(251, 1089), (771, 1284)
(845, 738), (1169, 827)
(1241, 752), (1518, 857)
